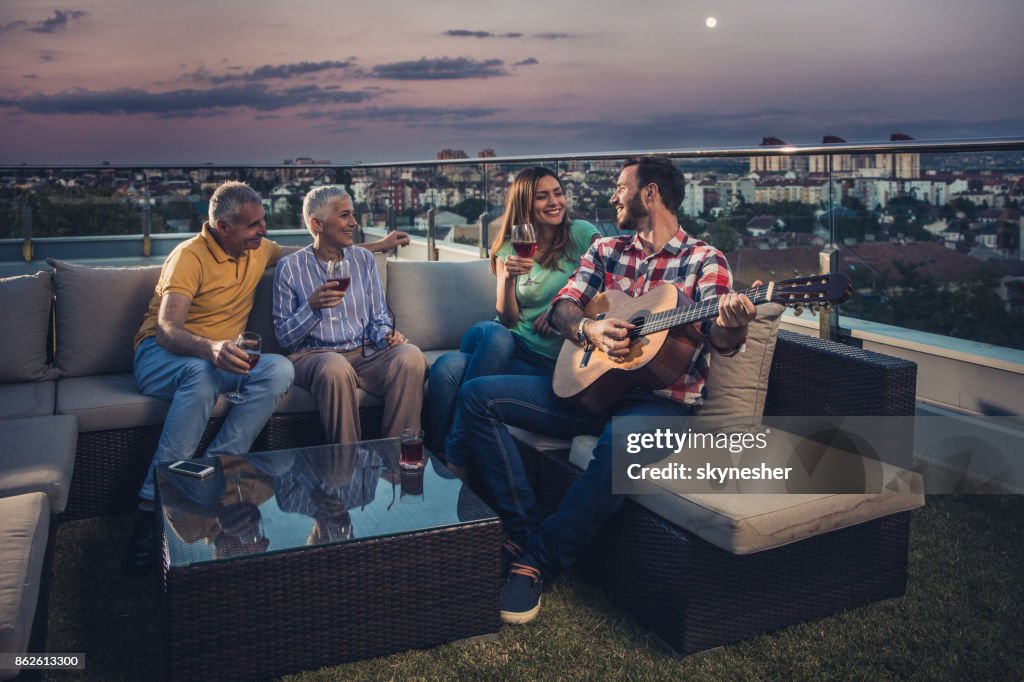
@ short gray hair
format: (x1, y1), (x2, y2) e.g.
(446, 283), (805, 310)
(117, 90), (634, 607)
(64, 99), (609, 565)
(208, 181), (262, 226)
(303, 185), (352, 234)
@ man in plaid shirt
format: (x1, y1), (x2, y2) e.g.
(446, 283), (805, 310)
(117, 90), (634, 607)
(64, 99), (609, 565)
(459, 156), (756, 625)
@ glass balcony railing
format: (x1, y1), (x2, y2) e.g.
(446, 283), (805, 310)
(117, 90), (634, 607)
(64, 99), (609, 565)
(2, 137), (1023, 360)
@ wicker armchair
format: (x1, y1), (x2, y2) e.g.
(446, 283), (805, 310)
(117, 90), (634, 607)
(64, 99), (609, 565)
(520, 330), (919, 654)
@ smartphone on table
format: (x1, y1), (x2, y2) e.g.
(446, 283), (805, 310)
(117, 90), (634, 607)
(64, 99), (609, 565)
(168, 460), (215, 478)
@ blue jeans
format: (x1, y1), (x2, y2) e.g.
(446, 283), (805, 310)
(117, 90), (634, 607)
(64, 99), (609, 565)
(459, 375), (691, 579)
(133, 337), (295, 502)
(426, 321), (553, 467)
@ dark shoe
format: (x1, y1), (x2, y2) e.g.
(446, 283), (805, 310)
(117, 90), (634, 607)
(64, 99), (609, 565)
(500, 562), (543, 624)
(121, 509), (156, 575)
(500, 539), (523, 578)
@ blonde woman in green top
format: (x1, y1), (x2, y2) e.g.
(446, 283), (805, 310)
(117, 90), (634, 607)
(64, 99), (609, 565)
(427, 167), (599, 480)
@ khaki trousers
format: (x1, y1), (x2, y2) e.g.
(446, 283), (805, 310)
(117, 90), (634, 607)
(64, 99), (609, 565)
(291, 344), (429, 444)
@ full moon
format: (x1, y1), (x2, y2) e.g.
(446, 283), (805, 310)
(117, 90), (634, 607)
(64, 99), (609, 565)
(706, 16), (717, 28)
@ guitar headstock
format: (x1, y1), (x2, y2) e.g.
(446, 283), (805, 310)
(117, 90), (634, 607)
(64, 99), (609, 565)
(767, 274), (851, 314)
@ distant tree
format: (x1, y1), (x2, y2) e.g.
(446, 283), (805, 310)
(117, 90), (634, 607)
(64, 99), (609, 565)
(447, 197), (487, 221)
(701, 219), (741, 252)
(841, 196), (865, 212)
(833, 215), (877, 242)
(238, 171), (277, 194)
(0, 191), (24, 239)
(843, 261), (1024, 350)
(25, 186), (141, 237)
(949, 197), (979, 219)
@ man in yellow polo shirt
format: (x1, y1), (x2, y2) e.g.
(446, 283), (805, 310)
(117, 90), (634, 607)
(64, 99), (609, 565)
(124, 180), (409, 573)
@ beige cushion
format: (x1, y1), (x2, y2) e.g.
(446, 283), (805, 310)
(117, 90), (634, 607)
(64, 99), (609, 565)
(0, 272), (56, 384)
(0, 382), (55, 419)
(48, 259), (161, 377)
(56, 374), (374, 433)
(386, 260), (496, 351)
(698, 303), (783, 427)
(0, 492), (50, 670)
(570, 433), (923, 555)
(0, 416), (77, 513)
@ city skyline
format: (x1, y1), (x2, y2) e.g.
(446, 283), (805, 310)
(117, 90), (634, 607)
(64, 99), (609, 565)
(1, 0), (1022, 165)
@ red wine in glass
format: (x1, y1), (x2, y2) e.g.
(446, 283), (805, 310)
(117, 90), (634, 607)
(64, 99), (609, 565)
(324, 258), (350, 321)
(512, 241), (537, 258)
(328, 277), (351, 293)
(400, 428), (425, 470)
(226, 332), (261, 404)
(510, 223), (538, 285)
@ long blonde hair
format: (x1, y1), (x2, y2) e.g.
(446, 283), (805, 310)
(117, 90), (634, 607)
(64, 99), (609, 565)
(489, 167), (572, 275)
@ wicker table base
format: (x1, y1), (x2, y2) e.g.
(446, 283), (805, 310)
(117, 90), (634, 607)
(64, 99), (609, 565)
(531, 444), (911, 655)
(157, 441), (501, 680)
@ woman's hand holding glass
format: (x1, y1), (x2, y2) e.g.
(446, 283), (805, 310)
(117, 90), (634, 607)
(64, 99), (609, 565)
(320, 259), (350, 322)
(503, 253), (536, 279)
(510, 223), (538, 286)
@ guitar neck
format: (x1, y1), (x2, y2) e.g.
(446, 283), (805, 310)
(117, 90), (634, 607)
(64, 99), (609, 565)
(633, 283), (772, 337)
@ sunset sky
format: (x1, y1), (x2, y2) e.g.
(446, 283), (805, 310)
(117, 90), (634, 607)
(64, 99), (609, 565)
(1, 0), (1021, 164)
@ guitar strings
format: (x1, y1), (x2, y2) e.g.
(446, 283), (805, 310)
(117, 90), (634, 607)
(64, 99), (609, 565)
(630, 284), (770, 337)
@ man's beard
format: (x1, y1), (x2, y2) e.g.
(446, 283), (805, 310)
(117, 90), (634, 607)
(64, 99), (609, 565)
(616, 194), (649, 231)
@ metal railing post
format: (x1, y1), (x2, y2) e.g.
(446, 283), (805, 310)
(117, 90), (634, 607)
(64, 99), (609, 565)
(142, 192), (152, 257)
(426, 208), (438, 261)
(819, 245), (840, 341)
(478, 212), (489, 258)
(21, 204), (33, 262)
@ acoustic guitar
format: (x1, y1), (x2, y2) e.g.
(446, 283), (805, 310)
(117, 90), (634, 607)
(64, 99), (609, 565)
(552, 274), (852, 413)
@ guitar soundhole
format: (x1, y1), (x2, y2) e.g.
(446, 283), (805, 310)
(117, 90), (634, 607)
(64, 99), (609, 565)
(628, 316), (646, 340)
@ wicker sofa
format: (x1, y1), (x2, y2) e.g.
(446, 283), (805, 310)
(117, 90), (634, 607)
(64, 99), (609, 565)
(0, 255), (921, 660)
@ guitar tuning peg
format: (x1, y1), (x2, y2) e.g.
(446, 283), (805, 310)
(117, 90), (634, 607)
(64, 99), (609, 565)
(808, 303), (819, 316)
(793, 305), (804, 316)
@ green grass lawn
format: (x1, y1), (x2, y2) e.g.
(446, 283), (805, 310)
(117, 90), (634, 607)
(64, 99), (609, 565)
(43, 495), (1023, 681)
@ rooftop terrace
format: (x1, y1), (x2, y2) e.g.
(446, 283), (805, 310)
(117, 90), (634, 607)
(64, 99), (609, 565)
(2, 137), (1022, 678)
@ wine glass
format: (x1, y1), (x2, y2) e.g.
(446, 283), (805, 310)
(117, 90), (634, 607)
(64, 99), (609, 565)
(324, 258), (351, 322)
(510, 223), (538, 286)
(225, 332), (261, 404)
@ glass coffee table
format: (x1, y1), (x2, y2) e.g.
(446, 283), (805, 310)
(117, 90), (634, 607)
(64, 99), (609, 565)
(155, 439), (502, 681)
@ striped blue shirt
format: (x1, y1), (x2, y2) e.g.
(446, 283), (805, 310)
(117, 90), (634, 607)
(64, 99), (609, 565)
(273, 245), (392, 353)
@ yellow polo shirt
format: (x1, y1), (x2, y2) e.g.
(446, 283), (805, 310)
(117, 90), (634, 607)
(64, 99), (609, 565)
(134, 224), (283, 348)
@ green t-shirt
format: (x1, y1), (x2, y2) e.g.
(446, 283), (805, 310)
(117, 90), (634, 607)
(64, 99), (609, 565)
(495, 219), (600, 360)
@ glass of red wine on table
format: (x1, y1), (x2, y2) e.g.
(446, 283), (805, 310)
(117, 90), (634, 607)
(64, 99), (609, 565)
(510, 222), (538, 286)
(225, 331), (261, 404)
(399, 428), (425, 470)
(325, 257), (351, 322)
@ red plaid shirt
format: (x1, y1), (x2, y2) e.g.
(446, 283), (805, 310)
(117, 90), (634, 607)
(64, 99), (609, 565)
(553, 227), (733, 406)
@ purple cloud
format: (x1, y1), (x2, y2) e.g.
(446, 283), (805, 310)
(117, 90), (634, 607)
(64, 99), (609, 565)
(371, 57), (507, 80)
(444, 29), (522, 39)
(0, 83), (376, 116)
(187, 60), (357, 84)
(1, 10), (88, 34)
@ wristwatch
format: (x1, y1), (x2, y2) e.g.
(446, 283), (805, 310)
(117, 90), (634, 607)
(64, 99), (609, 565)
(576, 318), (590, 345)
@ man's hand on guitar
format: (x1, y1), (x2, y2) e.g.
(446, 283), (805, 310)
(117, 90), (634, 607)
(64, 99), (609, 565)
(586, 318), (636, 362)
(715, 280), (760, 329)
